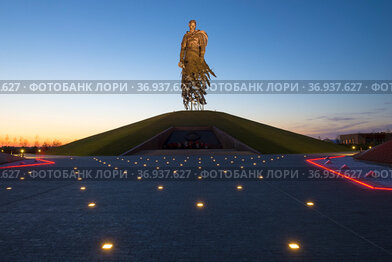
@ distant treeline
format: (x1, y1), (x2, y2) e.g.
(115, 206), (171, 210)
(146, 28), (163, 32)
(0, 145), (59, 155)
(0, 135), (62, 148)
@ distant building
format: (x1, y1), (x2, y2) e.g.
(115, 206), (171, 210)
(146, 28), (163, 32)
(339, 132), (392, 146)
(323, 139), (339, 144)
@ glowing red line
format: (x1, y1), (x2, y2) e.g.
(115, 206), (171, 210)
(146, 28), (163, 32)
(0, 158), (55, 169)
(308, 155), (346, 161)
(306, 157), (392, 191)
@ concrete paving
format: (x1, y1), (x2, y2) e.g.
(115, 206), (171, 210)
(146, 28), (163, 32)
(0, 153), (392, 261)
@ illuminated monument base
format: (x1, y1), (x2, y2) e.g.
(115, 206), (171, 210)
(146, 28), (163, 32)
(46, 111), (348, 156)
(121, 126), (258, 155)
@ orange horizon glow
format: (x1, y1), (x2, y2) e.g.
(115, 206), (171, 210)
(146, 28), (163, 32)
(1, 107), (389, 148)
(0, 135), (65, 147)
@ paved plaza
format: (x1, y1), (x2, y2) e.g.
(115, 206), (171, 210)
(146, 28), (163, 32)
(1, 154), (392, 261)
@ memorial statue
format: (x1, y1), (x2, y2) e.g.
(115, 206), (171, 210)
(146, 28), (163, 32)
(178, 20), (216, 110)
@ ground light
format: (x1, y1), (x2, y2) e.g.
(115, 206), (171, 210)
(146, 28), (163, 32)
(288, 243), (300, 250)
(88, 202), (96, 208)
(196, 202), (204, 208)
(237, 185), (243, 190)
(157, 185), (164, 190)
(306, 202), (314, 207)
(6, 187), (12, 190)
(101, 243), (113, 250)
(80, 186), (86, 191)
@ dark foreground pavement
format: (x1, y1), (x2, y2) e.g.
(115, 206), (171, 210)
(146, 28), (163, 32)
(1, 154), (392, 261)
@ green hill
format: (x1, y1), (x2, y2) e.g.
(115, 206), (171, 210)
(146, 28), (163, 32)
(46, 111), (349, 155)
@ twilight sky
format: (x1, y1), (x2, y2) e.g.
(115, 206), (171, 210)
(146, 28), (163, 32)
(0, 0), (391, 146)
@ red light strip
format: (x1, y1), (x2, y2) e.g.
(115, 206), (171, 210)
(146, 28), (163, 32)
(0, 158), (55, 169)
(306, 156), (392, 191)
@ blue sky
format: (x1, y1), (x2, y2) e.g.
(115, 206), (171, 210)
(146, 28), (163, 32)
(0, 0), (391, 145)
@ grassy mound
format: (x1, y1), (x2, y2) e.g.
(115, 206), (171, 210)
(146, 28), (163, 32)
(46, 111), (348, 155)
(354, 139), (392, 164)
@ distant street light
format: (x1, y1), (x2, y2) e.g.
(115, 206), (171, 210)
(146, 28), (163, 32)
(101, 243), (113, 250)
(288, 243), (300, 250)
(196, 201), (204, 208)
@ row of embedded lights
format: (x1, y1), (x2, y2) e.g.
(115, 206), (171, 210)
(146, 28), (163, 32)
(4, 155), (306, 252)
(73, 155), (301, 251)
(90, 157), (275, 180)
(80, 182), (313, 251)
(92, 155), (285, 170)
(69, 160), (310, 252)
(116, 155), (285, 163)
(3, 175), (312, 252)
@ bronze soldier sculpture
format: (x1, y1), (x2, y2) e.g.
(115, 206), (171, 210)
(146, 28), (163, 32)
(178, 20), (216, 110)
